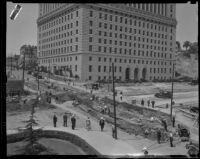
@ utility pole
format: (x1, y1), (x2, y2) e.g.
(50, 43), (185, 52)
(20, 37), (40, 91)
(49, 60), (50, 83)
(37, 63), (40, 92)
(112, 63), (117, 139)
(108, 60), (111, 92)
(170, 63), (175, 121)
(22, 52), (25, 84)
(10, 54), (13, 74)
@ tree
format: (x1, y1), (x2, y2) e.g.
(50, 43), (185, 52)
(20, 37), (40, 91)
(188, 42), (198, 54)
(183, 41), (191, 51)
(18, 97), (56, 155)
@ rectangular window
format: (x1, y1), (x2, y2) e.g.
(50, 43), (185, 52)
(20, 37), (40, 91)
(98, 65), (101, 72)
(89, 45), (92, 51)
(89, 65), (92, 72)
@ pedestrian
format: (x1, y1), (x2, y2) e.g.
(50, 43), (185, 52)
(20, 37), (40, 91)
(169, 132), (173, 147)
(144, 129), (149, 138)
(53, 114), (57, 127)
(86, 117), (91, 131)
(99, 117), (105, 132)
(112, 125), (115, 138)
(166, 103), (169, 109)
(162, 120), (168, 131)
(152, 100), (155, 108)
(71, 114), (76, 130)
(120, 94), (123, 101)
(63, 113), (68, 127)
(157, 129), (161, 144)
(107, 107), (110, 115)
(172, 116), (175, 127)
(147, 100), (150, 107)
(141, 99), (144, 106)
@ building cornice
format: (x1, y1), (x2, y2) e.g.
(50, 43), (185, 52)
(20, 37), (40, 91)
(37, 3), (177, 27)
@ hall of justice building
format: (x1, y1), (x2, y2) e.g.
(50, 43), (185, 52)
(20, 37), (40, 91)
(37, 3), (177, 82)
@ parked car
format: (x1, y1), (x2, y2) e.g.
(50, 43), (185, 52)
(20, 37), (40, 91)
(189, 106), (199, 114)
(155, 90), (172, 99)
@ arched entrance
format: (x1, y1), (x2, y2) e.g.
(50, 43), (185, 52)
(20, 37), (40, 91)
(134, 68), (139, 80)
(125, 68), (130, 81)
(142, 68), (147, 80)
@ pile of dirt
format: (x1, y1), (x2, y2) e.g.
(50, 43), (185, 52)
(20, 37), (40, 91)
(6, 98), (56, 112)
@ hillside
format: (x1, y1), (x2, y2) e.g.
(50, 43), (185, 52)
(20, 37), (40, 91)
(176, 53), (198, 79)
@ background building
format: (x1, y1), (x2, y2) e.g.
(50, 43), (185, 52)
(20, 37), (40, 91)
(19, 45), (37, 70)
(6, 54), (20, 69)
(37, 3), (177, 82)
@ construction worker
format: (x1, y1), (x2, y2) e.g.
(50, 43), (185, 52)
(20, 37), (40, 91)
(99, 117), (105, 132)
(63, 113), (68, 127)
(169, 132), (173, 147)
(71, 114), (76, 130)
(53, 113), (57, 127)
(147, 100), (150, 107)
(157, 129), (161, 144)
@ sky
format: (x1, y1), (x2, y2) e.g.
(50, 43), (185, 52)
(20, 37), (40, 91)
(6, 3), (198, 56)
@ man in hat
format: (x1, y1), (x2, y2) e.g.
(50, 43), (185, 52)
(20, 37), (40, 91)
(71, 114), (76, 130)
(53, 113), (57, 127)
(147, 100), (150, 107)
(141, 99), (144, 106)
(172, 116), (175, 127)
(99, 117), (105, 132)
(157, 128), (161, 144)
(63, 113), (68, 127)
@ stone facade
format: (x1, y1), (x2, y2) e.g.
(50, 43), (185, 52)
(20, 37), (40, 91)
(37, 3), (177, 82)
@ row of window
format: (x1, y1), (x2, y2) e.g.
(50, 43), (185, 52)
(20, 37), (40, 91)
(88, 75), (171, 81)
(91, 20), (172, 33)
(39, 21), (79, 39)
(39, 10), (79, 31)
(88, 65), (171, 74)
(40, 55), (78, 64)
(88, 45), (173, 58)
(89, 56), (172, 65)
(40, 45), (78, 57)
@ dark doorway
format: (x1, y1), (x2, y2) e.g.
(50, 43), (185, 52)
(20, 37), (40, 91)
(142, 68), (147, 80)
(125, 68), (130, 81)
(134, 68), (139, 80)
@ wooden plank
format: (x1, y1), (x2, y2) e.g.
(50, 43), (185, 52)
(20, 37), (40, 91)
(176, 108), (196, 117)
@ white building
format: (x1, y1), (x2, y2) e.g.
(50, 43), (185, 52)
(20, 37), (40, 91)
(37, 3), (177, 82)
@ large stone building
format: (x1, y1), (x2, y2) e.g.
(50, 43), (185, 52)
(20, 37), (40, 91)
(37, 3), (177, 82)
(19, 45), (37, 69)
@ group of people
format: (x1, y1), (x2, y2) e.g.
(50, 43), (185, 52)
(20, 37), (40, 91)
(53, 113), (107, 132)
(53, 113), (76, 130)
(141, 99), (156, 108)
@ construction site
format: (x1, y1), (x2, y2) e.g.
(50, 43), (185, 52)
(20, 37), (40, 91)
(6, 68), (199, 156)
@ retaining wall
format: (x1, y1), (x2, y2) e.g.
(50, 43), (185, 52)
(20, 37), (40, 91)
(7, 130), (101, 156)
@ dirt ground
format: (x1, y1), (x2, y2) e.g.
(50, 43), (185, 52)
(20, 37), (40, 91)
(7, 69), (198, 155)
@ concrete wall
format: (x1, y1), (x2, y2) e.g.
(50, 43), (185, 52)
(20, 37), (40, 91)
(7, 130), (101, 155)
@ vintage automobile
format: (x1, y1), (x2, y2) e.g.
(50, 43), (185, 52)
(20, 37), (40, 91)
(155, 90), (172, 99)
